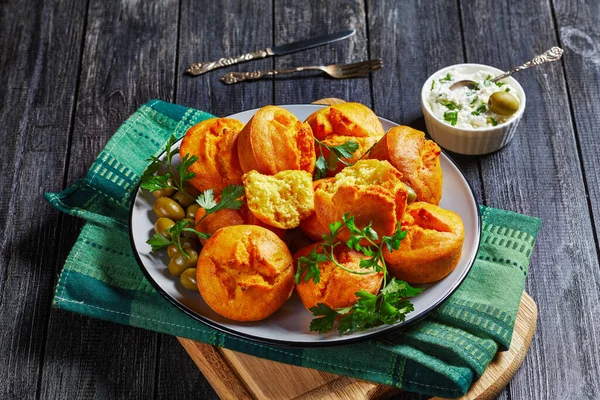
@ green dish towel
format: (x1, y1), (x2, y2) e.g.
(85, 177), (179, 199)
(45, 100), (541, 398)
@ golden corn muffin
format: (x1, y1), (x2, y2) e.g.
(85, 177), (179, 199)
(180, 118), (245, 193)
(194, 201), (285, 245)
(368, 126), (442, 205)
(314, 159), (409, 242)
(305, 102), (385, 175)
(384, 202), (464, 283)
(196, 225), (295, 321)
(237, 106), (316, 175)
(294, 243), (383, 310)
(243, 170), (314, 229)
(298, 179), (333, 241)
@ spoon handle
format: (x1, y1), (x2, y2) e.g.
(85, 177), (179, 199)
(491, 46), (564, 82)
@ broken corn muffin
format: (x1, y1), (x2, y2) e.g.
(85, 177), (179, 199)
(314, 159), (409, 242)
(243, 169), (314, 229)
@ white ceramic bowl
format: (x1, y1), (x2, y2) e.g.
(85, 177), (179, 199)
(421, 64), (526, 155)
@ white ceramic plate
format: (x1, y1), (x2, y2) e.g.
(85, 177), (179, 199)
(129, 104), (480, 347)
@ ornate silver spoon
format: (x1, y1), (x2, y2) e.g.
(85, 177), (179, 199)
(450, 46), (564, 90)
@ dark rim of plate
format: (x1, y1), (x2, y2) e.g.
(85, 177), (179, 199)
(128, 106), (482, 348)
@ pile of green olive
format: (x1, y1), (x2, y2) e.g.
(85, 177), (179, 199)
(151, 183), (202, 291)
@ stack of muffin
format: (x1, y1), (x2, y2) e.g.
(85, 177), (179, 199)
(176, 103), (464, 323)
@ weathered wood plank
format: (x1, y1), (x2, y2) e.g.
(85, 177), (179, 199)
(176, 0), (274, 115)
(459, 0), (600, 398)
(0, 0), (87, 398)
(159, 1), (275, 398)
(366, 3), (483, 399)
(38, 0), (179, 398)
(273, 0), (371, 106)
(553, 0), (600, 284)
(367, 0), (483, 206)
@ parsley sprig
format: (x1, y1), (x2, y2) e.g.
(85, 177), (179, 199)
(140, 135), (198, 200)
(296, 213), (423, 335)
(313, 139), (359, 180)
(146, 184), (245, 256)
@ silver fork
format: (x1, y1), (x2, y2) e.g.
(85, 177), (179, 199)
(220, 59), (383, 84)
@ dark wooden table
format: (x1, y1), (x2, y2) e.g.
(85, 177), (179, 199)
(2, 0), (599, 398)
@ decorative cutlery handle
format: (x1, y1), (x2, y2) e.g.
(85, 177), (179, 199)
(492, 46), (564, 82)
(221, 66), (312, 84)
(186, 48), (273, 76)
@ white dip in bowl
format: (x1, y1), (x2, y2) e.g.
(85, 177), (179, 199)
(421, 64), (526, 155)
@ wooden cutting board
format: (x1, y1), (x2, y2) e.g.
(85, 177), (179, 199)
(177, 98), (538, 399)
(178, 293), (536, 400)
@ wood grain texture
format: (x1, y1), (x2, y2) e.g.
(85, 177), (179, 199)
(176, 0), (274, 115)
(179, 293), (537, 400)
(0, 0), (87, 398)
(273, 0), (371, 106)
(458, 1), (600, 399)
(38, 0), (179, 398)
(159, 2), (277, 399)
(552, 0), (600, 323)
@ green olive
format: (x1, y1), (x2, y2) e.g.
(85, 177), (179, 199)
(168, 254), (188, 276)
(172, 190), (196, 208)
(153, 197), (185, 220)
(406, 185), (417, 204)
(167, 244), (180, 258)
(154, 217), (175, 238)
(487, 92), (520, 116)
(181, 217), (196, 237)
(151, 179), (176, 199)
(186, 204), (201, 219)
(184, 185), (202, 199)
(180, 268), (198, 291)
(181, 238), (198, 250)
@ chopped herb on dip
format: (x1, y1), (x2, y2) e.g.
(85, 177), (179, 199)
(427, 68), (520, 128)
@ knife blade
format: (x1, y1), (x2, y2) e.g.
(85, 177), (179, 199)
(186, 29), (356, 76)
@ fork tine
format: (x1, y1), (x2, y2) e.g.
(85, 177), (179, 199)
(337, 59), (383, 73)
(335, 62), (383, 79)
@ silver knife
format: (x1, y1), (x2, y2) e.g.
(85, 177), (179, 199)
(185, 29), (356, 76)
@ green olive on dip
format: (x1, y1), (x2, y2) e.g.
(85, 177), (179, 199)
(488, 92), (520, 116)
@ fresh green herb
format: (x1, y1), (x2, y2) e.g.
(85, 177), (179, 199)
(468, 82), (480, 91)
(313, 139), (359, 180)
(505, 87), (510, 92)
(312, 276), (422, 334)
(470, 95), (479, 106)
(431, 80), (435, 90)
(495, 81), (505, 87)
(443, 110), (458, 126)
(471, 103), (487, 116)
(483, 74), (492, 87)
(439, 73), (453, 83)
(140, 135), (199, 200)
(309, 303), (342, 334)
(298, 213), (422, 335)
(487, 117), (499, 126)
(146, 184), (244, 256)
(441, 100), (459, 110)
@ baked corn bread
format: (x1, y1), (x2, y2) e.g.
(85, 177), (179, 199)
(294, 243), (383, 310)
(298, 179), (333, 241)
(368, 126), (443, 205)
(314, 159), (408, 242)
(196, 225), (294, 321)
(237, 105), (316, 175)
(305, 102), (385, 175)
(384, 202), (464, 283)
(180, 118), (244, 193)
(243, 169), (314, 229)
